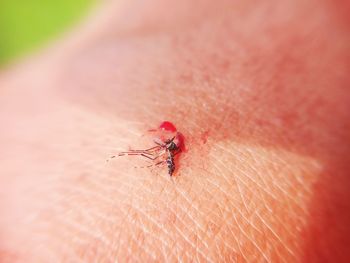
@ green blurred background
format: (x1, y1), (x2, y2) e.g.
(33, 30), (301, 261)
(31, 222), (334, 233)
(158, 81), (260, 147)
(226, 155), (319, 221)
(0, 0), (96, 66)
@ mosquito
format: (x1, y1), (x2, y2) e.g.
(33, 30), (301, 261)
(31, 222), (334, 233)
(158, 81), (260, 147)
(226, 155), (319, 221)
(109, 135), (182, 176)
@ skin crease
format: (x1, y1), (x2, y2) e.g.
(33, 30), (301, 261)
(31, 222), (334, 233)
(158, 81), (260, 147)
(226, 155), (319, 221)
(0, 0), (350, 262)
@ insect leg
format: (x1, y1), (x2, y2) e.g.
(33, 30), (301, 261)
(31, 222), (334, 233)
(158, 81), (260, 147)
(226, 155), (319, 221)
(120, 145), (162, 154)
(143, 145), (163, 151)
(136, 160), (165, 168)
(108, 151), (158, 162)
(153, 136), (175, 146)
(107, 145), (166, 163)
(117, 152), (160, 160)
(139, 153), (161, 161)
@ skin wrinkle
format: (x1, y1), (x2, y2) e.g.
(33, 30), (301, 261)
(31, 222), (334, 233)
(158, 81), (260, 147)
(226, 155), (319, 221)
(191, 184), (230, 258)
(169, 190), (208, 261)
(223, 155), (278, 202)
(128, 217), (156, 260)
(258, 161), (297, 216)
(113, 167), (200, 262)
(28, 114), (129, 262)
(249, 148), (304, 218)
(202, 139), (318, 260)
(209, 141), (320, 261)
(130, 204), (173, 258)
(208, 161), (262, 235)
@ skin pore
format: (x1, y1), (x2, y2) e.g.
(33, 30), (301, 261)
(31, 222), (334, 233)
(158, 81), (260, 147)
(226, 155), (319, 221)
(0, 0), (349, 262)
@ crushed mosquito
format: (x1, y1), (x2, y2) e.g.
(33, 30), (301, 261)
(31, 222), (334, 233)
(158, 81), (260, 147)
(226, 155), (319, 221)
(108, 121), (184, 176)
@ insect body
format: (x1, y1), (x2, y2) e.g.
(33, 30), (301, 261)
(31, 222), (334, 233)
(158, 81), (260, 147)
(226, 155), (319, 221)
(161, 136), (181, 176)
(166, 150), (176, 176)
(110, 123), (184, 176)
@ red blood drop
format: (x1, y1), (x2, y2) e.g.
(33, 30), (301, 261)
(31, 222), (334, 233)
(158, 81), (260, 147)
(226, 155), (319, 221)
(159, 121), (177, 132)
(175, 132), (185, 150)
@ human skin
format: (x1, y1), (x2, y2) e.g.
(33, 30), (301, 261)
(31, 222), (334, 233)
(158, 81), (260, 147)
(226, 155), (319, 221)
(0, 0), (350, 262)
